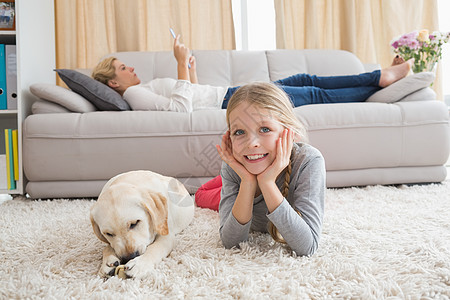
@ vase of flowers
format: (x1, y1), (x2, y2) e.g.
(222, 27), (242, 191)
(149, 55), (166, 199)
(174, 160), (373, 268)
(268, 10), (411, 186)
(391, 29), (450, 74)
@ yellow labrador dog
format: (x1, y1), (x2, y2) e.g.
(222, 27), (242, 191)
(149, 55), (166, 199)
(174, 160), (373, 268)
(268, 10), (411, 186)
(90, 170), (194, 279)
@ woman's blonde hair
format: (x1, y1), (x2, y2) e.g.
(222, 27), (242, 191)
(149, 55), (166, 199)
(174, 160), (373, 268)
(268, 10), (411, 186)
(226, 82), (306, 244)
(91, 57), (117, 85)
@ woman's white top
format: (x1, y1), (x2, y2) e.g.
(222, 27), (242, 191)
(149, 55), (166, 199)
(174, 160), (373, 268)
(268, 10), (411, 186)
(123, 78), (228, 112)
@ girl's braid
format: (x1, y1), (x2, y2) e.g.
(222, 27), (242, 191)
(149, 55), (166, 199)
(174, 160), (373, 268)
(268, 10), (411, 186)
(282, 157), (292, 198)
(268, 153), (294, 244)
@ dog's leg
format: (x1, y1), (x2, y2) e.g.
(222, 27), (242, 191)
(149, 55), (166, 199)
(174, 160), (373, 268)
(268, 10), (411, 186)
(98, 245), (121, 278)
(124, 234), (175, 279)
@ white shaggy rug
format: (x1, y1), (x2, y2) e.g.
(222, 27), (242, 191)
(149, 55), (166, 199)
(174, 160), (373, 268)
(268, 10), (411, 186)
(1, 182), (450, 299)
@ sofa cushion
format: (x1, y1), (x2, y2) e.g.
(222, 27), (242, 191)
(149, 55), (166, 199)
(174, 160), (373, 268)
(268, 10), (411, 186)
(366, 72), (435, 103)
(30, 83), (97, 113)
(108, 50), (271, 88)
(55, 69), (131, 111)
(266, 49), (366, 81)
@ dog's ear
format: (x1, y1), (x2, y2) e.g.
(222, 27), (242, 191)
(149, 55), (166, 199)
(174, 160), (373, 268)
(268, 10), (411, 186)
(90, 212), (109, 244)
(141, 192), (169, 236)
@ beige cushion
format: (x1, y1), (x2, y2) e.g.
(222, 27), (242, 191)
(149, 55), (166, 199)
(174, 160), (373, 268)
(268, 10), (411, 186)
(31, 100), (71, 114)
(30, 83), (97, 113)
(399, 87), (436, 102)
(366, 72), (435, 103)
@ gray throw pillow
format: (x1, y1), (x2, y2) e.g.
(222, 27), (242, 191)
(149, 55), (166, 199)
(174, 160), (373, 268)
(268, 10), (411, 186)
(55, 69), (131, 111)
(366, 72), (435, 103)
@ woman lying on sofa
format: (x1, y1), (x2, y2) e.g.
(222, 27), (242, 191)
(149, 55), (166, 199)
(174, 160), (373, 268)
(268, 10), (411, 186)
(91, 35), (413, 113)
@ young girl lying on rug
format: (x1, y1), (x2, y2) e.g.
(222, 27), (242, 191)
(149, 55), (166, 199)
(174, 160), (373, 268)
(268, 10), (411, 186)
(91, 35), (413, 112)
(211, 82), (326, 256)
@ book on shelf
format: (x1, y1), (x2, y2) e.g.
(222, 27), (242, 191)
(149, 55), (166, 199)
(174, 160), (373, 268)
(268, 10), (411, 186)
(4, 128), (16, 190)
(12, 129), (18, 181)
(5, 45), (17, 110)
(0, 44), (16, 110)
(0, 154), (6, 190)
(0, 44), (7, 110)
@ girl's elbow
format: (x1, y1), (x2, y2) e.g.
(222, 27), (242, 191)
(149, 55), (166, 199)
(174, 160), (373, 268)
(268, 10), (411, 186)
(293, 246), (317, 257)
(219, 230), (241, 249)
(222, 240), (236, 249)
(305, 244), (319, 256)
(219, 235), (235, 249)
(291, 238), (320, 257)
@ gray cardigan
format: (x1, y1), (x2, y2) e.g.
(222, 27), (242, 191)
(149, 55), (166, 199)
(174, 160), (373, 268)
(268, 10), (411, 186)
(218, 143), (326, 256)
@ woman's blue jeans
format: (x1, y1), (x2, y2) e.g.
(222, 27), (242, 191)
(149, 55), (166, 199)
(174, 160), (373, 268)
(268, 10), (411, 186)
(222, 70), (381, 108)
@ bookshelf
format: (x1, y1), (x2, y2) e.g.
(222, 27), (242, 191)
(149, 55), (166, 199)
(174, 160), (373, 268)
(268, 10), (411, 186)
(0, 0), (55, 195)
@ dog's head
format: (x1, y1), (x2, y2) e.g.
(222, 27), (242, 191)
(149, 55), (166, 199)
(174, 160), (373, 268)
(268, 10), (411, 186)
(90, 182), (169, 264)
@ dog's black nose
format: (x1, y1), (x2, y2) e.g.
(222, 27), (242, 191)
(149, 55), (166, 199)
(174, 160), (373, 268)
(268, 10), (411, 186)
(121, 251), (140, 264)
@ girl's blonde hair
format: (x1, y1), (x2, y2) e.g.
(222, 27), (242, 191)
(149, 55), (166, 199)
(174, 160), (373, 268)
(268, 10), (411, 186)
(91, 57), (117, 85)
(226, 82), (306, 243)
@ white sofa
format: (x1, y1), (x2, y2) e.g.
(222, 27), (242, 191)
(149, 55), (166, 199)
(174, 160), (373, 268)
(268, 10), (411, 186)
(23, 49), (450, 199)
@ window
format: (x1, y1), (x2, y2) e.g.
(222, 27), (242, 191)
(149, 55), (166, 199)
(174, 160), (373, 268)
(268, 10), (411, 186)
(232, 0), (276, 50)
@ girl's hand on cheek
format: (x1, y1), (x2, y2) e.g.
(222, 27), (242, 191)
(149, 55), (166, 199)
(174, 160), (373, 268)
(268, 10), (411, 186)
(257, 128), (294, 185)
(216, 131), (257, 184)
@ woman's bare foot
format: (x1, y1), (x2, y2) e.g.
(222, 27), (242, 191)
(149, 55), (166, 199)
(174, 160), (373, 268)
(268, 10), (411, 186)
(379, 58), (414, 87)
(391, 55), (405, 66)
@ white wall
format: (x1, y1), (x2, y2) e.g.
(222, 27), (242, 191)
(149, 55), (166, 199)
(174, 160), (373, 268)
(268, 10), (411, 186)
(438, 0), (450, 104)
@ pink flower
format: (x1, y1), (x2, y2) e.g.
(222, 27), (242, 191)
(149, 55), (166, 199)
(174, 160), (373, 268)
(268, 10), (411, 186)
(408, 39), (419, 49)
(398, 37), (409, 46)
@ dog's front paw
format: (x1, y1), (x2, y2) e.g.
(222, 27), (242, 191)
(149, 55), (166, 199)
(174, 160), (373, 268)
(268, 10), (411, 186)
(124, 256), (154, 279)
(98, 253), (121, 278)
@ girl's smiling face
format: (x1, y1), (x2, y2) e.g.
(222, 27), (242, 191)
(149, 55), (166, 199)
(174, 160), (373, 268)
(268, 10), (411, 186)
(228, 102), (285, 175)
